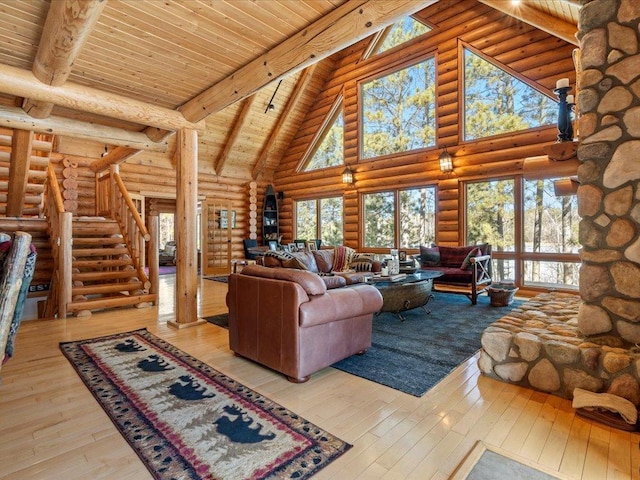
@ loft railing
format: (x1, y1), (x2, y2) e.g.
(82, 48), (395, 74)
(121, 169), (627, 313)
(42, 163), (72, 318)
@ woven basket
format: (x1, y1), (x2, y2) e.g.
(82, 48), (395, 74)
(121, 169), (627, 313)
(487, 283), (519, 307)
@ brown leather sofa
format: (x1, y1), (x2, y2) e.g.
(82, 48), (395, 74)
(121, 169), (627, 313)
(226, 265), (383, 383)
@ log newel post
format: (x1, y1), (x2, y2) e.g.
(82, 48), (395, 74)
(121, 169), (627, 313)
(148, 214), (159, 298)
(58, 212), (73, 318)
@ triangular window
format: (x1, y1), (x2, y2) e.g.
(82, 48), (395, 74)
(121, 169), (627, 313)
(463, 47), (557, 141)
(301, 98), (344, 172)
(373, 16), (432, 55)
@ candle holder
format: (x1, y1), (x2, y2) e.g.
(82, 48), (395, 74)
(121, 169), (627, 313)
(554, 85), (572, 142)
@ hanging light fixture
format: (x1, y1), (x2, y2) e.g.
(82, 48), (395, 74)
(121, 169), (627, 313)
(438, 147), (453, 173)
(342, 165), (354, 184)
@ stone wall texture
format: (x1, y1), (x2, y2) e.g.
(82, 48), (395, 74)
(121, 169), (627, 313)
(577, 0), (640, 345)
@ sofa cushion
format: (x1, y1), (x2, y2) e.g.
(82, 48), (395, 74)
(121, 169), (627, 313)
(439, 245), (476, 268)
(418, 245), (440, 267)
(321, 275), (347, 289)
(333, 245), (356, 272)
(283, 251), (319, 272)
(312, 249), (334, 273)
(240, 265), (326, 295)
(460, 247), (481, 270)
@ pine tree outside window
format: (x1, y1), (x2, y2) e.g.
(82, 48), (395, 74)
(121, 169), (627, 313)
(373, 16), (432, 55)
(295, 197), (343, 246)
(463, 48), (557, 141)
(361, 56), (436, 160)
(302, 100), (344, 172)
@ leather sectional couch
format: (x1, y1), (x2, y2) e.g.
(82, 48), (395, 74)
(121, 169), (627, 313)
(226, 265), (383, 383)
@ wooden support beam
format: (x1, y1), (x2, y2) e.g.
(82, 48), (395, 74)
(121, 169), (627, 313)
(23, 0), (107, 119)
(252, 66), (316, 179)
(179, 0), (436, 121)
(478, 0), (578, 46)
(169, 129), (203, 329)
(90, 146), (143, 173)
(214, 96), (256, 175)
(6, 130), (33, 216)
(0, 63), (205, 132)
(0, 105), (168, 152)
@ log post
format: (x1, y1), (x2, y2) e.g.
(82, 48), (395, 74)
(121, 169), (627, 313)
(148, 214), (159, 299)
(58, 212), (73, 318)
(169, 128), (204, 328)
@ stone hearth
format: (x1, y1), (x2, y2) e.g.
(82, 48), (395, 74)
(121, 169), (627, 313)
(479, 292), (640, 405)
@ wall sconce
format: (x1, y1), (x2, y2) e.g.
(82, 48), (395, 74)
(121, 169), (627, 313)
(342, 165), (354, 184)
(438, 147), (453, 173)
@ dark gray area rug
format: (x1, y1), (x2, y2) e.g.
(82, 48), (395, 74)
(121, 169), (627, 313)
(204, 275), (229, 283)
(204, 292), (524, 397)
(332, 292), (524, 397)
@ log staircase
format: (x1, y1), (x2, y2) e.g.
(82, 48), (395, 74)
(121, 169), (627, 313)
(67, 217), (155, 316)
(1, 127), (158, 318)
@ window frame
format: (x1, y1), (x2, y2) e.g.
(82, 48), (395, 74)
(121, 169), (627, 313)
(294, 195), (344, 246)
(463, 174), (580, 292)
(297, 93), (344, 173)
(357, 49), (439, 163)
(458, 41), (558, 145)
(360, 185), (437, 252)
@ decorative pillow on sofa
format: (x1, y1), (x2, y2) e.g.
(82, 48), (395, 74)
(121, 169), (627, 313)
(282, 251), (319, 272)
(349, 253), (374, 272)
(312, 249), (334, 273)
(439, 245), (477, 268)
(460, 247), (481, 270)
(418, 245), (440, 267)
(333, 245), (356, 272)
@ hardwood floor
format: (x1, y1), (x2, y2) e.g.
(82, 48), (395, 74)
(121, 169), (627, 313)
(1, 275), (637, 479)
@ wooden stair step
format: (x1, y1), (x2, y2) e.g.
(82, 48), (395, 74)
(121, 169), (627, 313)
(72, 281), (143, 296)
(73, 258), (133, 269)
(73, 270), (136, 282)
(72, 246), (129, 257)
(72, 236), (125, 246)
(67, 293), (157, 314)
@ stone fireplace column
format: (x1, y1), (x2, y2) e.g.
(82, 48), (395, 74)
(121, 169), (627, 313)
(577, 0), (640, 344)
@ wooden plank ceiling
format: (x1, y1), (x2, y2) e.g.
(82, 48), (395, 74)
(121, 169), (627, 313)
(0, 0), (579, 181)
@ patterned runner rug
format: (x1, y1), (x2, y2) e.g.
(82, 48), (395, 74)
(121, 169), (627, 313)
(60, 329), (350, 480)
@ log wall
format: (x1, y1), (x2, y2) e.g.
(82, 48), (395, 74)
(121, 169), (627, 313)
(273, 0), (577, 250)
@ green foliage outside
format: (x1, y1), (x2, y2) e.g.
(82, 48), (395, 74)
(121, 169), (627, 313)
(295, 197), (343, 246)
(364, 187), (436, 249)
(464, 48), (556, 141)
(375, 16), (431, 55)
(362, 58), (436, 159)
(304, 111), (344, 171)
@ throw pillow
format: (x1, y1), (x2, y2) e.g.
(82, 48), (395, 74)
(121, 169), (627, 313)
(283, 251), (319, 272)
(312, 249), (334, 273)
(350, 255), (373, 272)
(333, 245), (356, 272)
(460, 247), (481, 270)
(418, 245), (440, 267)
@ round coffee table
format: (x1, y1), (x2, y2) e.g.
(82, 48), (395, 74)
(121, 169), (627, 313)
(367, 270), (444, 321)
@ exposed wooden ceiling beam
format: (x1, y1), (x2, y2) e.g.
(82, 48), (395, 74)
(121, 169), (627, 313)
(0, 105), (168, 152)
(478, 0), (578, 46)
(23, 0), (107, 119)
(90, 146), (143, 173)
(252, 66), (317, 180)
(6, 129), (33, 217)
(214, 95), (256, 176)
(179, 0), (437, 121)
(0, 63), (205, 133)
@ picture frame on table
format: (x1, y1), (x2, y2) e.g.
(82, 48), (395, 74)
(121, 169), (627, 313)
(268, 241), (278, 251)
(295, 242), (306, 250)
(307, 241), (317, 251)
(288, 243), (297, 252)
(399, 251), (407, 261)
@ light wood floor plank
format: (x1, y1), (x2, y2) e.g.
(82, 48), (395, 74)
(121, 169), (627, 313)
(0, 275), (636, 480)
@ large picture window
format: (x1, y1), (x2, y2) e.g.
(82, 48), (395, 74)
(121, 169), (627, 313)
(465, 177), (579, 289)
(295, 197), (343, 246)
(463, 47), (556, 141)
(361, 56), (436, 159)
(364, 186), (436, 249)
